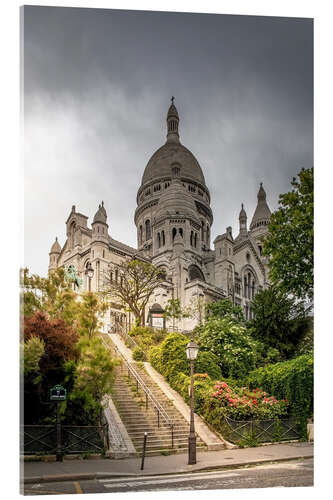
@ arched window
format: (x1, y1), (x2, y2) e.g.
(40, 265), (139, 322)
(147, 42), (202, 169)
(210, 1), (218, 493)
(172, 227), (177, 240)
(162, 231), (165, 246)
(201, 221), (204, 241)
(206, 225), (210, 245)
(190, 231), (193, 246)
(244, 276), (247, 298)
(194, 233), (197, 248)
(188, 265), (205, 282)
(171, 164), (181, 177)
(145, 220), (151, 240)
(158, 267), (167, 280)
(179, 228), (183, 238)
(139, 225), (143, 245)
(157, 233), (161, 248)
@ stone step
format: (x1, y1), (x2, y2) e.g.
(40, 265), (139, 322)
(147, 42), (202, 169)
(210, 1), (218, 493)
(109, 359), (208, 456)
(126, 428), (191, 436)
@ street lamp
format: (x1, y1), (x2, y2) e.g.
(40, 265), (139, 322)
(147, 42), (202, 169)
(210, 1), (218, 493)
(186, 340), (199, 465)
(85, 262), (94, 291)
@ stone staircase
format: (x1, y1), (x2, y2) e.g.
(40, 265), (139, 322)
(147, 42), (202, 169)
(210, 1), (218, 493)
(110, 363), (207, 457)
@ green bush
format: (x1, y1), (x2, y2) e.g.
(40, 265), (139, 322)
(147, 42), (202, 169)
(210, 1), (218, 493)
(148, 332), (222, 382)
(129, 326), (168, 350)
(132, 346), (146, 361)
(195, 351), (222, 380)
(196, 317), (260, 378)
(245, 353), (313, 434)
(148, 345), (163, 373)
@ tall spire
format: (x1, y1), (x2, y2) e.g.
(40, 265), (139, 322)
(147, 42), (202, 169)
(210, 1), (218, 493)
(166, 96), (180, 143)
(239, 203), (248, 238)
(250, 183), (271, 231)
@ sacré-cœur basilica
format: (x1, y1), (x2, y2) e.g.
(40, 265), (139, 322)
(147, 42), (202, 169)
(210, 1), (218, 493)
(49, 99), (272, 331)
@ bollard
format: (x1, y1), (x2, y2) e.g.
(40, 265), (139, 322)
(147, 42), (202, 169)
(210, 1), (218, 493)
(171, 424), (174, 449)
(140, 432), (148, 470)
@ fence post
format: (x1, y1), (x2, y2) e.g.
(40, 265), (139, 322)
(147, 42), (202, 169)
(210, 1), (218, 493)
(157, 410), (160, 428)
(56, 402), (62, 462)
(171, 424), (174, 449)
(146, 393), (148, 410)
(140, 432), (148, 470)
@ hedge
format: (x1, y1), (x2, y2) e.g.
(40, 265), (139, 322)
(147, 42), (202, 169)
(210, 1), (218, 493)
(245, 353), (313, 434)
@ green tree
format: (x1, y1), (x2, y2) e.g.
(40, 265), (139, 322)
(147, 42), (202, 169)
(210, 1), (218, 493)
(205, 298), (245, 323)
(102, 258), (165, 326)
(21, 267), (79, 324)
(68, 337), (117, 422)
(163, 298), (190, 329)
(249, 287), (307, 358)
(263, 167), (313, 301)
(20, 336), (45, 381)
(77, 292), (108, 339)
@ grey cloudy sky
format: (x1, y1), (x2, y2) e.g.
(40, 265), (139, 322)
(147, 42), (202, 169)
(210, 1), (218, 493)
(23, 6), (313, 276)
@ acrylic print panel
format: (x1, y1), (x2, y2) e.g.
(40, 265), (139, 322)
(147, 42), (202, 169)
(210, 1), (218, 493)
(21, 4), (313, 496)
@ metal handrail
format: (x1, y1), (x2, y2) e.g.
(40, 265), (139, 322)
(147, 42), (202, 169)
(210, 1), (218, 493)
(101, 335), (175, 447)
(117, 324), (140, 350)
(114, 343), (174, 427)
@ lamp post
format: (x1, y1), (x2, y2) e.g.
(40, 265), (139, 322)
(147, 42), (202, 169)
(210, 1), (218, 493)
(186, 340), (199, 465)
(85, 262), (94, 291)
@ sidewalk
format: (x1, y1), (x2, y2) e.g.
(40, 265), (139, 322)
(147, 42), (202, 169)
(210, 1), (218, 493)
(23, 442), (314, 483)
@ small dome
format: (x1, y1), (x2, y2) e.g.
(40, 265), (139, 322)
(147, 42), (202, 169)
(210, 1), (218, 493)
(50, 237), (61, 253)
(155, 178), (200, 223)
(93, 201), (107, 224)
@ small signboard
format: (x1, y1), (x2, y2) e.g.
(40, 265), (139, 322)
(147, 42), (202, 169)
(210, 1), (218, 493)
(152, 316), (164, 328)
(50, 385), (67, 401)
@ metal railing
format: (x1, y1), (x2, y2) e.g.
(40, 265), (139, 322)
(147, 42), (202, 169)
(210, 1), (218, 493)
(117, 324), (140, 350)
(153, 326), (192, 337)
(102, 336), (175, 448)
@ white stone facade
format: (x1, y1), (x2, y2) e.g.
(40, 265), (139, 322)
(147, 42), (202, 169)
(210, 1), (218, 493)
(49, 100), (271, 331)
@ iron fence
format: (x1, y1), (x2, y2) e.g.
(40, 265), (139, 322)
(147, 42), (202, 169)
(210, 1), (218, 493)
(21, 424), (108, 455)
(221, 416), (300, 445)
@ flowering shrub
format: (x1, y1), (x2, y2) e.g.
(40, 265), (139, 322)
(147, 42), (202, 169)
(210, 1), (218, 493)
(207, 381), (289, 421)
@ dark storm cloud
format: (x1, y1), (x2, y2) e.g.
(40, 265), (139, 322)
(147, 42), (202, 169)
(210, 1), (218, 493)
(23, 6), (313, 275)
